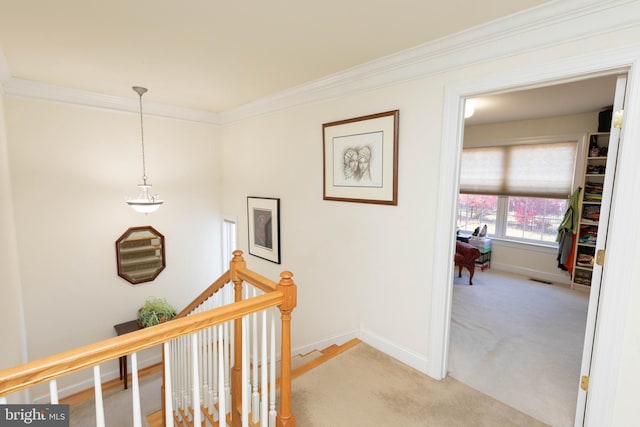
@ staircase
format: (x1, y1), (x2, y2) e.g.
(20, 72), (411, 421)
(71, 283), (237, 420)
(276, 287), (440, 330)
(146, 339), (362, 427)
(0, 250), (298, 427)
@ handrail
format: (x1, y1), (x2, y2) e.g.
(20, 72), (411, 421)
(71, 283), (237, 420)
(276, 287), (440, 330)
(175, 270), (231, 318)
(236, 268), (279, 294)
(0, 291), (283, 397)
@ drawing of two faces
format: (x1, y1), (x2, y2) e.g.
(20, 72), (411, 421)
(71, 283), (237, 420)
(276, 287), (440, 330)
(343, 145), (371, 181)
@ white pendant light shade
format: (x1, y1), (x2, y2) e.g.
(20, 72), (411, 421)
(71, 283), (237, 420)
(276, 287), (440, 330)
(126, 86), (163, 213)
(127, 184), (163, 213)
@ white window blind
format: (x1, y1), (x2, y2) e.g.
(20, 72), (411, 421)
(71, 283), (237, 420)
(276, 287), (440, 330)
(459, 141), (577, 198)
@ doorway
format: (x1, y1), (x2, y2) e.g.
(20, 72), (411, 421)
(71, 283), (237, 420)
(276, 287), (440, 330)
(428, 50), (639, 427)
(449, 77), (617, 426)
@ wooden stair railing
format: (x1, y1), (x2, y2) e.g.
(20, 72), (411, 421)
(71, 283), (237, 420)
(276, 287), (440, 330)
(0, 250), (297, 427)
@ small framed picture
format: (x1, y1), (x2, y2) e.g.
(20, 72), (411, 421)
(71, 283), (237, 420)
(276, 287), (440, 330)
(323, 110), (399, 205)
(247, 197), (281, 264)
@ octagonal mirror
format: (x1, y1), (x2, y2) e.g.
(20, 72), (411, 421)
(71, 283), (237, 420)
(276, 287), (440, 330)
(116, 226), (166, 284)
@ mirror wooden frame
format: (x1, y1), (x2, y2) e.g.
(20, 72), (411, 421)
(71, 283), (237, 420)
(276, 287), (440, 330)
(115, 226), (166, 285)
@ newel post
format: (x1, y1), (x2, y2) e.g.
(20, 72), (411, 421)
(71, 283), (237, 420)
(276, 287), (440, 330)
(230, 250), (245, 427)
(277, 271), (297, 427)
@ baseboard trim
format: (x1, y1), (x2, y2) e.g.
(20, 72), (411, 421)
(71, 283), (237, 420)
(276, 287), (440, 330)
(490, 262), (572, 286)
(360, 328), (429, 375)
(292, 330), (359, 357)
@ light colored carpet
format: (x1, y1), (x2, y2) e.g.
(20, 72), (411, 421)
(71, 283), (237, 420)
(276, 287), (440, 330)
(292, 343), (547, 427)
(69, 373), (162, 426)
(449, 268), (589, 427)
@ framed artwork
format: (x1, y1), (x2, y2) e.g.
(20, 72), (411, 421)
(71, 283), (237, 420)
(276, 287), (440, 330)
(323, 110), (399, 205)
(247, 197), (281, 264)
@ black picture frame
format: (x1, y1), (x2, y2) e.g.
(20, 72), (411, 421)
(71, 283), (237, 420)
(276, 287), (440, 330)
(247, 197), (281, 264)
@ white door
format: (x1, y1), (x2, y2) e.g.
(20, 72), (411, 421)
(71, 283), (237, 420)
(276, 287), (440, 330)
(574, 74), (627, 427)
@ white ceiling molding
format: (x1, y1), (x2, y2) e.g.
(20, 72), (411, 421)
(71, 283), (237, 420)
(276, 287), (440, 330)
(0, 0), (637, 125)
(220, 0), (638, 123)
(2, 77), (220, 124)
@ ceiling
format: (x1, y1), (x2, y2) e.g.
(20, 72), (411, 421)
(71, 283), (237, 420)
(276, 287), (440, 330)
(465, 75), (618, 126)
(0, 0), (551, 114)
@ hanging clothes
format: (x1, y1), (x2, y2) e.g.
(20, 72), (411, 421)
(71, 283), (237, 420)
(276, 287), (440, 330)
(557, 187), (581, 272)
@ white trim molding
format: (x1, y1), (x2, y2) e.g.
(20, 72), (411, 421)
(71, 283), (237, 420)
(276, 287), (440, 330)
(360, 328), (429, 375)
(3, 78), (220, 124)
(430, 44), (640, 427)
(1, 1), (638, 125)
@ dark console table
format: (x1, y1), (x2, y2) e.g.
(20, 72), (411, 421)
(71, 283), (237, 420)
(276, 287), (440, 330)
(113, 320), (142, 389)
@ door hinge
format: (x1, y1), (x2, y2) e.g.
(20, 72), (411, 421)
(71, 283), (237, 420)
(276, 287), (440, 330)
(596, 249), (606, 266)
(613, 109), (624, 128)
(581, 375), (589, 391)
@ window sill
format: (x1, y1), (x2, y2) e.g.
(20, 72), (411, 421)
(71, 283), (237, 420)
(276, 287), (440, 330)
(489, 237), (558, 253)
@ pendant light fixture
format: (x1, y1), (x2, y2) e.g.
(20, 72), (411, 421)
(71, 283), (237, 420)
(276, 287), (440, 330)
(126, 86), (163, 214)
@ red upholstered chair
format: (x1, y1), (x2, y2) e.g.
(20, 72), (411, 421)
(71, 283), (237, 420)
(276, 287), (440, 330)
(454, 241), (481, 285)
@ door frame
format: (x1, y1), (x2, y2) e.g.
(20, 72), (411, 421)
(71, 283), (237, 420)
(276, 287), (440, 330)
(428, 46), (640, 426)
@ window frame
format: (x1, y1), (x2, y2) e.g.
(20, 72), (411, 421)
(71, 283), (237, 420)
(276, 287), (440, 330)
(458, 194), (568, 248)
(458, 134), (588, 248)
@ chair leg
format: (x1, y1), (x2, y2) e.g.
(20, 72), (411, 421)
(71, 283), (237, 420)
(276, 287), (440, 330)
(468, 265), (475, 285)
(458, 265), (462, 278)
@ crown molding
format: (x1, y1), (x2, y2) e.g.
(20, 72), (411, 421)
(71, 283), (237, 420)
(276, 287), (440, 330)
(220, 0), (639, 123)
(2, 78), (220, 124)
(1, 0), (637, 125)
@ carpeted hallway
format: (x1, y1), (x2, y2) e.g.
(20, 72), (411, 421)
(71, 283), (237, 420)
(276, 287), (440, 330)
(70, 342), (547, 426)
(291, 342), (546, 426)
(449, 268), (589, 427)
(70, 268), (588, 426)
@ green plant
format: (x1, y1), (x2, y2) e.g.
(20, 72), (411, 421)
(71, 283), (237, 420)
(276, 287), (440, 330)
(137, 297), (177, 328)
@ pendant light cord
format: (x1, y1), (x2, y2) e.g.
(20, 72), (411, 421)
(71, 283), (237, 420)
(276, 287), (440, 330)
(133, 86), (148, 185)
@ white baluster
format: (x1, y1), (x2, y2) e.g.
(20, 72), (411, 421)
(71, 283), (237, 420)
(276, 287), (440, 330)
(213, 324), (219, 421)
(131, 352), (142, 427)
(191, 333), (201, 427)
(207, 325), (214, 414)
(163, 342), (174, 427)
(218, 324), (226, 426)
(260, 310), (268, 425)
(93, 365), (105, 427)
(242, 316), (249, 427)
(49, 379), (59, 404)
(199, 322), (206, 415)
(224, 321), (231, 410)
(252, 289), (259, 423)
(183, 335), (190, 422)
(269, 312), (277, 427)
(180, 335), (188, 423)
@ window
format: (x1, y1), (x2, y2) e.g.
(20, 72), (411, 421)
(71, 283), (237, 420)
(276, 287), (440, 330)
(458, 194), (567, 244)
(458, 139), (576, 245)
(222, 218), (237, 265)
(460, 141), (577, 198)
(457, 194), (498, 236)
(505, 196), (567, 242)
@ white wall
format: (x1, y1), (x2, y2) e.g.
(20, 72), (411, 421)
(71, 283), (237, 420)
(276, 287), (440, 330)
(220, 13), (640, 425)
(4, 97), (222, 397)
(2, 2), (640, 424)
(0, 89), (28, 403)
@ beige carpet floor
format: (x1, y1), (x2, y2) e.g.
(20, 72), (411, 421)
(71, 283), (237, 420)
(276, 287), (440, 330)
(449, 269), (589, 427)
(292, 343), (547, 427)
(69, 343), (547, 426)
